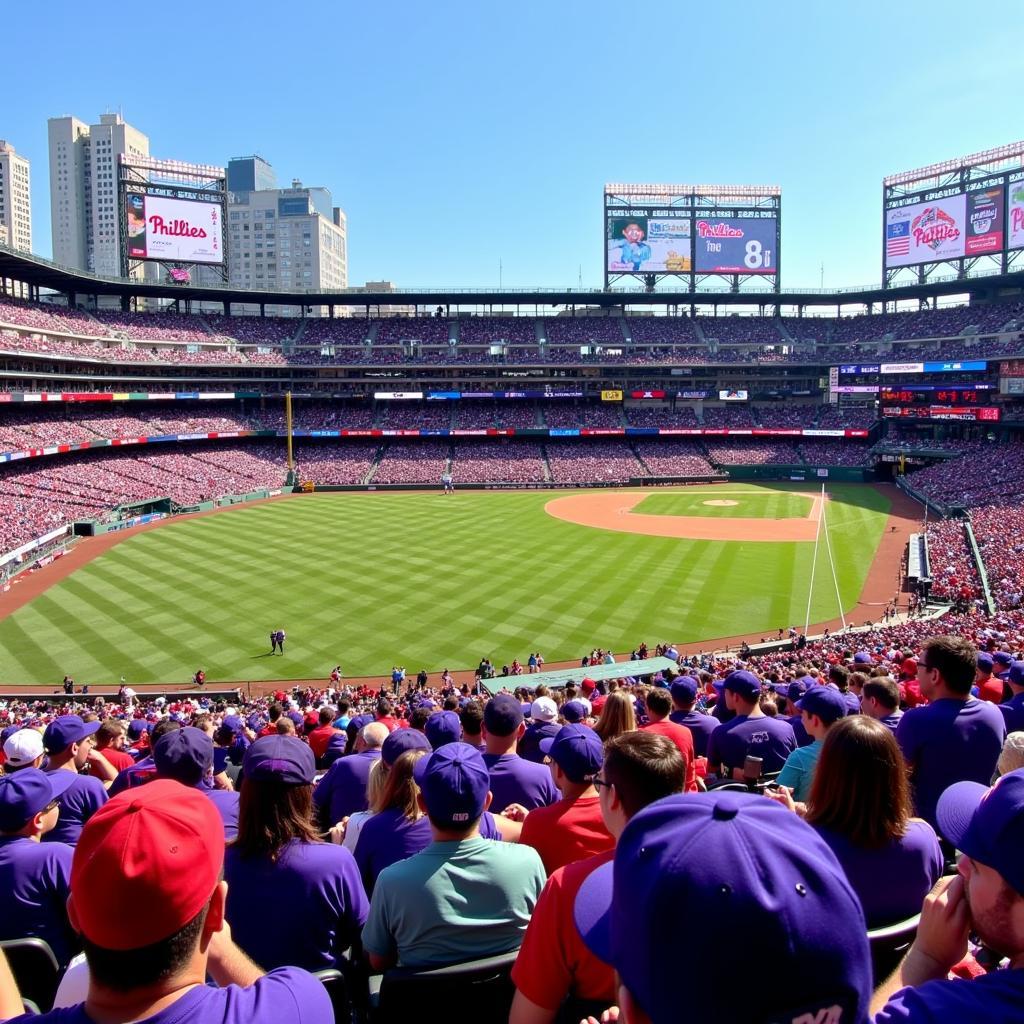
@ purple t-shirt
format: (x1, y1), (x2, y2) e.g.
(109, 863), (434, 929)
(224, 840), (368, 971)
(879, 711), (904, 734)
(313, 750), (381, 824)
(787, 714), (814, 748)
(896, 698), (1006, 827)
(517, 722), (559, 764)
(205, 788), (240, 841)
(875, 966), (1024, 1023)
(353, 808), (501, 893)
(0, 836), (77, 966)
(10, 966), (332, 1024)
(42, 772), (108, 846)
(669, 710), (717, 758)
(109, 755), (157, 796)
(707, 714), (797, 774)
(482, 753), (559, 813)
(1000, 692), (1024, 734)
(814, 819), (943, 928)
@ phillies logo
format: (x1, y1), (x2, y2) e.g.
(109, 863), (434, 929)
(148, 215), (208, 239)
(911, 207), (960, 250)
(697, 221), (744, 238)
(1012, 207), (1024, 233)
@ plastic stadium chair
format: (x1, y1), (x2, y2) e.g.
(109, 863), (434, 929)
(369, 949), (519, 1024)
(314, 968), (353, 1024)
(867, 913), (920, 985)
(0, 938), (61, 1012)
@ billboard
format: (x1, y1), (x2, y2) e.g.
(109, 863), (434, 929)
(125, 194), (223, 265)
(695, 218), (777, 274)
(1009, 175), (1024, 250)
(606, 214), (692, 273)
(884, 195), (966, 268)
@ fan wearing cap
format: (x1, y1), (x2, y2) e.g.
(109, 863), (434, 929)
(519, 696), (560, 764)
(896, 636), (1005, 828)
(872, 769), (1024, 1021)
(482, 695), (560, 814)
(108, 718), (183, 797)
(313, 721), (388, 830)
(773, 685), (847, 804)
(639, 688), (696, 791)
(516, 725), (614, 873)
(352, 729), (505, 894)
(362, 742), (546, 971)
(573, 791), (872, 1024)
(999, 661), (1024, 735)
(668, 677), (717, 758)
(0, 769), (79, 967)
(153, 728), (240, 841)
(425, 710), (462, 751)
(510, 733), (686, 1024)
(2, 728), (45, 774)
(224, 736), (368, 973)
(775, 676), (815, 747)
(40, 716), (109, 846)
(975, 651), (1005, 704)
(706, 671), (797, 781)
(0, 780), (333, 1024)
(306, 707), (341, 767)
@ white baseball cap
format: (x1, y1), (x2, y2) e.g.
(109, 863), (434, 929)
(3, 729), (44, 769)
(530, 696), (558, 723)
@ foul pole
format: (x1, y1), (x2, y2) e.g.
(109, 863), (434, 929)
(285, 391), (294, 479)
(803, 484), (825, 635)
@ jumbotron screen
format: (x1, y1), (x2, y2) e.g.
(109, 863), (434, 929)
(125, 193), (224, 265)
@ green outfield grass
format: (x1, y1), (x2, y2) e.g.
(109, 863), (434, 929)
(635, 490), (813, 519)
(0, 484), (891, 685)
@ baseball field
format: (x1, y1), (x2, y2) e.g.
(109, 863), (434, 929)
(0, 483), (902, 686)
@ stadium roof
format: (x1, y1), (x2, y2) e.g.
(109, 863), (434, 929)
(2, 242), (1023, 311)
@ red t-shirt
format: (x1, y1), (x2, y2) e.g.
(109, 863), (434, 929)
(511, 848), (616, 1009)
(89, 747), (135, 776)
(641, 719), (697, 792)
(308, 724), (339, 760)
(976, 676), (1005, 704)
(520, 795), (614, 873)
(376, 715), (400, 733)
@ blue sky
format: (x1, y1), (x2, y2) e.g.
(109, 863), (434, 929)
(5, 1), (1023, 290)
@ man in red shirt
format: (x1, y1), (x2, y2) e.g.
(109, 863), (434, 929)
(510, 732), (686, 1024)
(89, 720), (134, 778)
(307, 707), (340, 767)
(640, 688), (696, 791)
(975, 652), (1005, 704)
(374, 699), (400, 733)
(516, 725), (613, 873)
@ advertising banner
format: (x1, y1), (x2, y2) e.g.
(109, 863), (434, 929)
(1009, 176), (1024, 250)
(884, 195), (966, 268)
(126, 194), (223, 265)
(694, 218), (777, 274)
(965, 186), (1004, 256)
(606, 215), (692, 273)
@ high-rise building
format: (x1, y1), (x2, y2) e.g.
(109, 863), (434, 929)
(0, 141), (32, 253)
(227, 167), (347, 314)
(227, 155), (276, 195)
(48, 113), (150, 278)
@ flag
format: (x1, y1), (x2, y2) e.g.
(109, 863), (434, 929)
(887, 220), (911, 257)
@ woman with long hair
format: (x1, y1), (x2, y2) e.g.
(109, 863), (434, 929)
(593, 690), (637, 743)
(224, 735), (369, 971)
(769, 715), (942, 927)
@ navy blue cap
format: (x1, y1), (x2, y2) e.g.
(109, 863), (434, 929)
(425, 711), (462, 750)
(670, 677), (699, 703)
(483, 694), (524, 736)
(154, 727), (213, 786)
(561, 700), (589, 724)
(43, 715), (101, 754)
(795, 685), (848, 725)
(976, 652), (994, 673)
(0, 768), (76, 832)
(381, 728), (432, 766)
(723, 670), (761, 701)
(540, 724), (603, 783)
(243, 735), (315, 784)
(413, 742), (490, 828)
(1008, 661), (1024, 687)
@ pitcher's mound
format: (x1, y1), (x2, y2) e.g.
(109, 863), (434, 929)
(703, 499), (739, 507)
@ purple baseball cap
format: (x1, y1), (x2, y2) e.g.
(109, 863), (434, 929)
(348, 713), (374, 735)
(976, 652), (995, 673)
(425, 711), (462, 750)
(937, 768), (1024, 896)
(483, 694), (524, 736)
(670, 677), (699, 704)
(561, 700), (589, 724)
(126, 719), (148, 741)
(853, 650), (873, 665)
(723, 670), (761, 701)
(154, 727), (214, 787)
(413, 742), (491, 828)
(42, 715), (101, 755)
(0, 768), (76, 832)
(243, 735), (315, 785)
(994, 651), (1014, 667)
(795, 685), (848, 725)
(540, 724), (603, 783)
(381, 727), (432, 766)
(574, 792), (871, 1024)
(1008, 661), (1024, 687)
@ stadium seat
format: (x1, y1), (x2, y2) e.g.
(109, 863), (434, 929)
(369, 949), (518, 1024)
(314, 967), (354, 1024)
(867, 913), (920, 985)
(0, 938), (60, 1012)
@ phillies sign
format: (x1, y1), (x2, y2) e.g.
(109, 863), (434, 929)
(125, 194), (223, 265)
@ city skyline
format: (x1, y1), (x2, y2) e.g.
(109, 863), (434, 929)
(4, 1), (1023, 290)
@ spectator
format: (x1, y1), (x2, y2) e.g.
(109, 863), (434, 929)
(40, 716), (109, 845)
(872, 769), (1024, 1020)
(997, 732), (1024, 778)
(592, 690), (637, 744)
(459, 702), (486, 751)
(108, 717), (181, 796)
(861, 677), (904, 732)
(896, 636), (1006, 827)
(518, 696), (559, 763)
(975, 652), (1005, 704)
(775, 677), (815, 747)
(667, 676), (717, 758)
(517, 725), (614, 873)
(313, 721), (388, 828)
(637, 689), (695, 793)
(88, 720), (134, 778)
(362, 742), (546, 970)
(509, 732), (686, 1024)
(0, 768), (79, 966)
(307, 707), (340, 767)
(775, 685), (847, 803)
(574, 791), (872, 1024)
(482, 694), (559, 814)
(0, 780), (333, 1023)
(1, 729), (44, 773)
(224, 736), (369, 972)
(424, 710), (462, 750)
(999, 661), (1024, 734)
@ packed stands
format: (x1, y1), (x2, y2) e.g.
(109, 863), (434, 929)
(544, 440), (644, 483)
(371, 440), (450, 484)
(633, 440), (717, 476)
(449, 441), (547, 483)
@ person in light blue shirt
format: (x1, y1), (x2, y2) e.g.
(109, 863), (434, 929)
(611, 222), (651, 270)
(775, 686), (847, 803)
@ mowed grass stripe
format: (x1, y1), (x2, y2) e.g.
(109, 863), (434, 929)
(0, 486), (891, 684)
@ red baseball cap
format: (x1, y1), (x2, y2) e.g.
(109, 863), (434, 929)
(70, 780), (223, 950)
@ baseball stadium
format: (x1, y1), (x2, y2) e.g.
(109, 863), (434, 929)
(3, 107), (1024, 1020)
